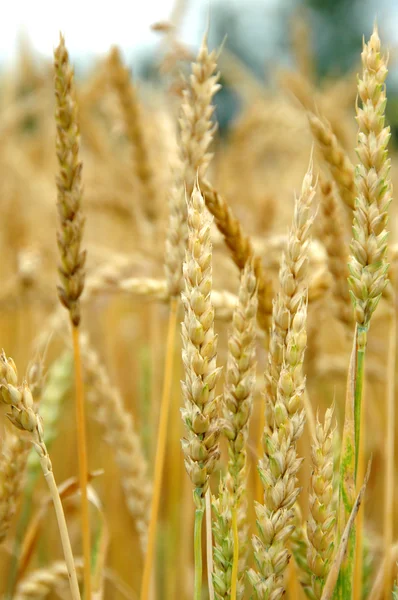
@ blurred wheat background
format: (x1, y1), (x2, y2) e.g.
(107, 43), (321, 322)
(0, 0), (398, 599)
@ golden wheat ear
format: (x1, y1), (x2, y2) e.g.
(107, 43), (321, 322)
(307, 405), (337, 599)
(181, 182), (222, 599)
(212, 260), (257, 599)
(107, 46), (157, 223)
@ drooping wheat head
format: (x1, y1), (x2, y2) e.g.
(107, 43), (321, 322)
(201, 181), (273, 331)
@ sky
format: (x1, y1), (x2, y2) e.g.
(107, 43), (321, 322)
(1, 0), (397, 73)
(0, 0), (288, 66)
(0, 0), (181, 64)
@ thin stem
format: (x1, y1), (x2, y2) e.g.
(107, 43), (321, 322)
(205, 489), (215, 600)
(230, 506), (239, 600)
(71, 325), (92, 599)
(41, 457), (81, 600)
(140, 297), (178, 600)
(354, 324), (367, 480)
(194, 507), (204, 600)
(384, 304), (396, 599)
(354, 376), (366, 600)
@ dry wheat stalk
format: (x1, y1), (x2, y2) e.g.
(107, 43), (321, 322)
(14, 559), (83, 600)
(0, 431), (30, 544)
(319, 178), (352, 330)
(201, 180), (273, 331)
(308, 113), (356, 210)
(265, 162), (316, 428)
(181, 182), (221, 504)
(80, 335), (151, 553)
(248, 300), (308, 599)
(348, 26), (392, 328)
(54, 34), (90, 597)
(0, 351), (80, 600)
(54, 34), (86, 328)
(108, 46), (157, 223)
(306, 406), (336, 599)
(212, 262), (258, 599)
(165, 33), (220, 297)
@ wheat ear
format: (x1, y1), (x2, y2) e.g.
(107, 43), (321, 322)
(348, 26), (391, 331)
(181, 182), (222, 599)
(165, 32), (220, 298)
(201, 180), (273, 331)
(248, 300), (308, 599)
(264, 162), (316, 427)
(0, 351), (80, 600)
(212, 262), (257, 599)
(307, 406), (336, 599)
(54, 35), (86, 329)
(108, 47), (157, 222)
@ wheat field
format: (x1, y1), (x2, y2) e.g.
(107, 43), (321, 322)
(0, 9), (397, 600)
